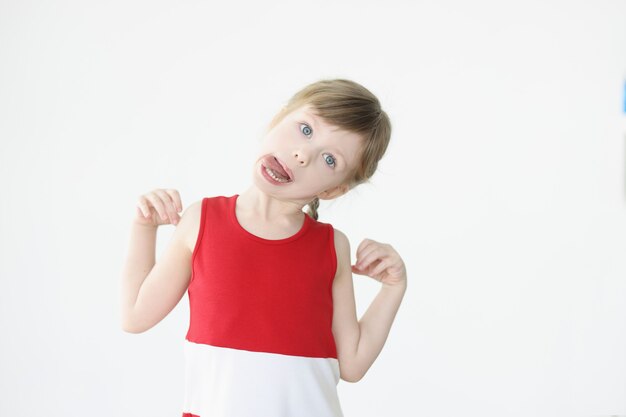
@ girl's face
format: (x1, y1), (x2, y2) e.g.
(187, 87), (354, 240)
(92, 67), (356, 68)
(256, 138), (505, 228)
(254, 104), (363, 202)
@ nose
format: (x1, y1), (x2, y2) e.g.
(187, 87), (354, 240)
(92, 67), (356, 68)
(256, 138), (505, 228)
(293, 149), (308, 166)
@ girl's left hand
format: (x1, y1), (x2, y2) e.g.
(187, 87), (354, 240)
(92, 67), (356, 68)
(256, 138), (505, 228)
(351, 238), (407, 288)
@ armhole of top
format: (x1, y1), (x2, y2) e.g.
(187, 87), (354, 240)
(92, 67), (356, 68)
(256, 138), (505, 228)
(328, 224), (338, 291)
(189, 197), (207, 286)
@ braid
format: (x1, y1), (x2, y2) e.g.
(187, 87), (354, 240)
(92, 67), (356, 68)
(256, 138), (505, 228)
(305, 197), (320, 220)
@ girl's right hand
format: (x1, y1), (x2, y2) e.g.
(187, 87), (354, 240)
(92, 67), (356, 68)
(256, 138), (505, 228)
(134, 189), (183, 227)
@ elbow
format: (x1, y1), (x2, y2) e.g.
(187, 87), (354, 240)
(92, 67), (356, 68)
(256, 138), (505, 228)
(121, 311), (159, 334)
(340, 367), (363, 383)
(120, 305), (145, 333)
(121, 324), (140, 334)
(340, 374), (363, 383)
(122, 323), (147, 334)
(339, 355), (364, 383)
(120, 313), (134, 333)
(121, 316), (146, 334)
(121, 321), (138, 333)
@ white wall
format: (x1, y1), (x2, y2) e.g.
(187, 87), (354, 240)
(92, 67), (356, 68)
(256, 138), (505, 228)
(1, 0), (625, 416)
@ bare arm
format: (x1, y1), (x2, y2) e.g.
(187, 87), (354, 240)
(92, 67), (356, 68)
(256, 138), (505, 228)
(352, 239), (407, 381)
(120, 221), (158, 331)
(331, 228), (361, 382)
(353, 282), (406, 381)
(119, 193), (201, 333)
(331, 230), (407, 382)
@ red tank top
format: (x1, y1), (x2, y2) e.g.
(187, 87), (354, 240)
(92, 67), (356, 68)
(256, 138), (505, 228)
(186, 193), (338, 357)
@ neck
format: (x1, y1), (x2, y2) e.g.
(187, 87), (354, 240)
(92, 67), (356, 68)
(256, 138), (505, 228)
(237, 185), (309, 223)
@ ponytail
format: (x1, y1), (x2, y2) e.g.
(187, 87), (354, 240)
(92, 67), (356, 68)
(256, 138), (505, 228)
(305, 197), (320, 221)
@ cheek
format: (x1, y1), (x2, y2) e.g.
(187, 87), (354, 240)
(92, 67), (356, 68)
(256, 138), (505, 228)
(264, 131), (290, 147)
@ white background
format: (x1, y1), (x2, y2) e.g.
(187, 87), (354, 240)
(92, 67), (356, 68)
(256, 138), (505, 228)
(1, 0), (625, 416)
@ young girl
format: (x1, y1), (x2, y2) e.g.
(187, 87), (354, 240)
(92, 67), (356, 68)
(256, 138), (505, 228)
(120, 78), (408, 417)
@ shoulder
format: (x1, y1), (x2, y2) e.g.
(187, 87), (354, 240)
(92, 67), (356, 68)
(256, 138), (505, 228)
(178, 199), (204, 253)
(331, 226), (349, 249)
(330, 226), (351, 269)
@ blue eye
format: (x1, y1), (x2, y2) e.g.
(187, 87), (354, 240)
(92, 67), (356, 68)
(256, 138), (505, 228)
(323, 153), (336, 168)
(299, 122), (336, 168)
(300, 123), (312, 138)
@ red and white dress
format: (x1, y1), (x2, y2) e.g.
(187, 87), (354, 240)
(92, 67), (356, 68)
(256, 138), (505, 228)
(181, 194), (343, 417)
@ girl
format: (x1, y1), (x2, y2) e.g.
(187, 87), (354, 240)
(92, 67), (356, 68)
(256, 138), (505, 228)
(120, 78), (408, 417)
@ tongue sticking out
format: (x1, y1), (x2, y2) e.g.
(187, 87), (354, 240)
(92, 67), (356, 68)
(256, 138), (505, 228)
(264, 156), (291, 181)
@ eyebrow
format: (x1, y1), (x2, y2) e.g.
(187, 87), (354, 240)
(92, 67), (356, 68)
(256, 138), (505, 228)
(301, 111), (346, 167)
(302, 110), (319, 132)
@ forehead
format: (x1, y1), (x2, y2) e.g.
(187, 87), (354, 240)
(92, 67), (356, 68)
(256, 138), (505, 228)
(292, 104), (340, 134)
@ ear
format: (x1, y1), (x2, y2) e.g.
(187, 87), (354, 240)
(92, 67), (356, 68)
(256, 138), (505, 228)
(318, 183), (350, 200)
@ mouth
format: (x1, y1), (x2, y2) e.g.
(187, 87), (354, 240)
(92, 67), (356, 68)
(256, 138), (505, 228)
(261, 155), (293, 182)
(261, 164), (293, 184)
(274, 157), (294, 181)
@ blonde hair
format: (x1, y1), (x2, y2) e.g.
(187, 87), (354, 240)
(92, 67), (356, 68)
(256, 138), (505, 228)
(266, 78), (392, 220)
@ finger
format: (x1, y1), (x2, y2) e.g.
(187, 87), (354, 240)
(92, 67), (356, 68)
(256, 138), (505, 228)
(136, 206), (148, 219)
(351, 264), (367, 275)
(137, 196), (152, 218)
(355, 238), (373, 259)
(354, 240), (373, 267)
(146, 192), (170, 221)
(356, 244), (378, 263)
(154, 189), (179, 223)
(356, 245), (386, 270)
(352, 262), (375, 274)
(163, 189), (182, 224)
(355, 239), (386, 263)
(363, 243), (393, 264)
(369, 259), (388, 279)
(165, 189), (183, 213)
